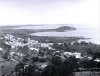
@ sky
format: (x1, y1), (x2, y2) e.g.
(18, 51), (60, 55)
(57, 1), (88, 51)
(0, 0), (99, 28)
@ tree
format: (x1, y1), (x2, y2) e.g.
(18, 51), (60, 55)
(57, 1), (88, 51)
(42, 56), (78, 76)
(42, 56), (63, 76)
(15, 62), (25, 76)
(62, 56), (79, 76)
(2, 43), (11, 61)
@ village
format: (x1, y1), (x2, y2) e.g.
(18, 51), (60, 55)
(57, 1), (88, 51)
(0, 34), (100, 76)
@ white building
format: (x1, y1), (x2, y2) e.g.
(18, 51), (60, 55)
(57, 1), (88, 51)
(94, 58), (100, 62)
(64, 52), (82, 58)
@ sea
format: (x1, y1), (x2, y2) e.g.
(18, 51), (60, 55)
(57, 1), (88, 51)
(13, 24), (100, 44)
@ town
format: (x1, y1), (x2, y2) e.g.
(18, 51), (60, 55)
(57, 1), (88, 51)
(0, 33), (100, 76)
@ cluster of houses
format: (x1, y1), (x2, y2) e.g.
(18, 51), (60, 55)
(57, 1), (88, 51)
(0, 34), (53, 61)
(0, 34), (100, 61)
(0, 34), (100, 62)
(3, 34), (53, 49)
(0, 34), (100, 76)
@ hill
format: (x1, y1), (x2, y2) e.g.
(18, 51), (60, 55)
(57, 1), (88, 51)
(0, 25), (76, 34)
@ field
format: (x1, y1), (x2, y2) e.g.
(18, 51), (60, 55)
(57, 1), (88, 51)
(74, 71), (100, 76)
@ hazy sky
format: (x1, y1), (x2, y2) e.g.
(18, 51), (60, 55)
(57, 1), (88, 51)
(0, 0), (99, 27)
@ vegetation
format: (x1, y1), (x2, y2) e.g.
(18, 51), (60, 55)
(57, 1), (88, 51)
(0, 30), (100, 76)
(12, 42), (100, 76)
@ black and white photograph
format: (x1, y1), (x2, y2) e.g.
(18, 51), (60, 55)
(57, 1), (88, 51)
(0, 0), (100, 76)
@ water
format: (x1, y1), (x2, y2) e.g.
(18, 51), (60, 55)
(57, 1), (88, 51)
(13, 24), (100, 44)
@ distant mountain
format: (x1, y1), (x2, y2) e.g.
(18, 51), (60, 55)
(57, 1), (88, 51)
(0, 25), (76, 34)
(0, 25), (42, 29)
(55, 26), (76, 32)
